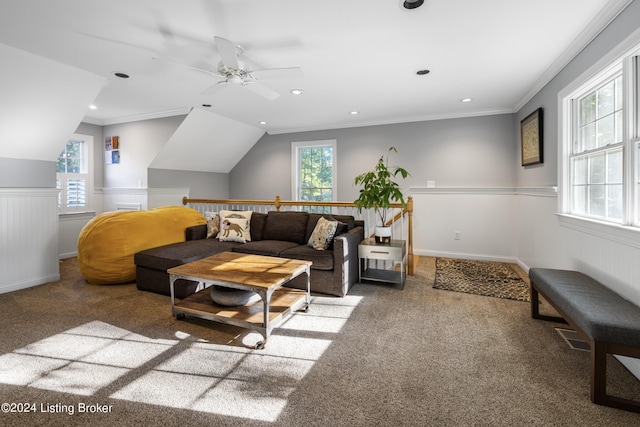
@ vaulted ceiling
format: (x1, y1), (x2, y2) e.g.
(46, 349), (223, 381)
(0, 0), (630, 169)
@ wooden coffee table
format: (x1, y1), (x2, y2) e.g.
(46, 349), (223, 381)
(167, 252), (311, 349)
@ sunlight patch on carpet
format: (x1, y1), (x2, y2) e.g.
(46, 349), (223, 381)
(0, 294), (364, 422)
(433, 257), (530, 302)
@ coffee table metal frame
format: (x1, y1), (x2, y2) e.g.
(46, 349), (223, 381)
(168, 252), (311, 349)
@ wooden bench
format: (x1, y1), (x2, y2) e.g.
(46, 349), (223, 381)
(529, 268), (640, 413)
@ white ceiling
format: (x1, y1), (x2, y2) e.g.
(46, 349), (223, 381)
(0, 0), (630, 136)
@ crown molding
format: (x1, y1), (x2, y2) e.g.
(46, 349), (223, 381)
(267, 107), (515, 135)
(83, 107), (191, 126)
(514, 0), (633, 112)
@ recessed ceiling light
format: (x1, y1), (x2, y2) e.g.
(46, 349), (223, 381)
(416, 69), (430, 75)
(113, 72), (130, 79)
(89, 104), (97, 110)
(259, 121), (268, 125)
(460, 98), (473, 103)
(350, 111), (359, 115)
(290, 89), (304, 95)
(403, 0), (424, 9)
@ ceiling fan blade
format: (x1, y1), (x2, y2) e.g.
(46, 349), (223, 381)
(201, 82), (227, 96)
(152, 57), (221, 76)
(243, 82), (280, 100)
(214, 36), (240, 70)
(250, 67), (304, 80)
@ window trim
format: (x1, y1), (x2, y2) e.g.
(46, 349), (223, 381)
(291, 140), (337, 201)
(57, 133), (94, 214)
(558, 27), (640, 245)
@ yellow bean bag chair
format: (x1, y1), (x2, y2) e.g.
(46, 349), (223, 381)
(78, 206), (206, 285)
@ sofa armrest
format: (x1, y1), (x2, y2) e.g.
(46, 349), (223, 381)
(332, 225), (364, 295)
(334, 225), (364, 256)
(185, 224), (207, 241)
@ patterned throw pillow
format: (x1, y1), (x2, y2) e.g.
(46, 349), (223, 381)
(205, 211), (220, 239)
(217, 210), (253, 242)
(218, 217), (250, 243)
(307, 217), (339, 250)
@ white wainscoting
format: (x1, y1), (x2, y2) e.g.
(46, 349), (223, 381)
(0, 188), (60, 293)
(410, 187), (519, 263)
(58, 212), (95, 259)
(96, 187), (190, 212)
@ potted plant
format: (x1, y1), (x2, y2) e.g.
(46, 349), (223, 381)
(354, 147), (411, 243)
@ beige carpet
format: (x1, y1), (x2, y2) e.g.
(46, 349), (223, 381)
(0, 257), (639, 426)
(433, 257), (530, 302)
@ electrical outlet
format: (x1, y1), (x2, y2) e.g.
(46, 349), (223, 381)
(427, 180), (435, 188)
(454, 231), (461, 240)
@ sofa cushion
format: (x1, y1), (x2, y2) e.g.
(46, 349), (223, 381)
(231, 240), (300, 257)
(186, 224), (207, 241)
(250, 212), (267, 241)
(262, 211), (309, 244)
(280, 245), (334, 270)
(135, 239), (240, 271)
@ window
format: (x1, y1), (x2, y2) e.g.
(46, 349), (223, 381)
(57, 134), (93, 213)
(570, 71), (624, 222)
(560, 39), (640, 231)
(292, 140), (337, 210)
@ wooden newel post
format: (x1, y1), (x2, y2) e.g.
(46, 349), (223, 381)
(406, 196), (414, 275)
(275, 195), (281, 211)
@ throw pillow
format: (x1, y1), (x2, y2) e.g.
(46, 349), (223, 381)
(262, 211), (309, 244)
(205, 211), (220, 239)
(308, 216), (339, 250)
(218, 217), (250, 243)
(217, 210), (253, 241)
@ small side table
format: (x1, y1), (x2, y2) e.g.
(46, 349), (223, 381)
(358, 238), (406, 288)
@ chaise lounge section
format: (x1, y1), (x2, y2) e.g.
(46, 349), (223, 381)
(134, 210), (364, 298)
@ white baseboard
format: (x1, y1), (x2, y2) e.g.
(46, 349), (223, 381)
(413, 249), (519, 265)
(59, 251), (78, 259)
(0, 274), (60, 294)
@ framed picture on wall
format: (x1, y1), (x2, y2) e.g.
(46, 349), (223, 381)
(105, 135), (120, 164)
(520, 108), (543, 166)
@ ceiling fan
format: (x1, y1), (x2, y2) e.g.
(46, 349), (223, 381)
(157, 36), (303, 100)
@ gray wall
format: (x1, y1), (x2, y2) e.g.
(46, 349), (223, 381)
(103, 115), (187, 188)
(75, 122), (104, 189)
(229, 114), (516, 200)
(0, 158), (55, 188)
(149, 168), (230, 199)
(0, 122), (103, 190)
(516, 0), (640, 187)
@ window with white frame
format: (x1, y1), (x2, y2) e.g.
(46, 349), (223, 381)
(56, 134), (93, 213)
(561, 41), (640, 228)
(292, 140), (336, 209)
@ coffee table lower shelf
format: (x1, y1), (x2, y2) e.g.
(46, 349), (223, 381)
(172, 287), (308, 348)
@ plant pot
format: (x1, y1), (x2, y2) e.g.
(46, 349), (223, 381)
(375, 226), (392, 244)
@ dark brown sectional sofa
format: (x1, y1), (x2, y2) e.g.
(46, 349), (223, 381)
(134, 211), (364, 299)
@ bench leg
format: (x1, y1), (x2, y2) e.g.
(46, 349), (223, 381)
(590, 341), (607, 405)
(530, 282), (567, 323)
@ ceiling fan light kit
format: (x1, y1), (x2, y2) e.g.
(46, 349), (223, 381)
(197, 36), (303, 100)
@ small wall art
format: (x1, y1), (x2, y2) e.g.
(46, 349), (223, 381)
(105, 136), (120, 164)
(520, 108), (543, 166)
